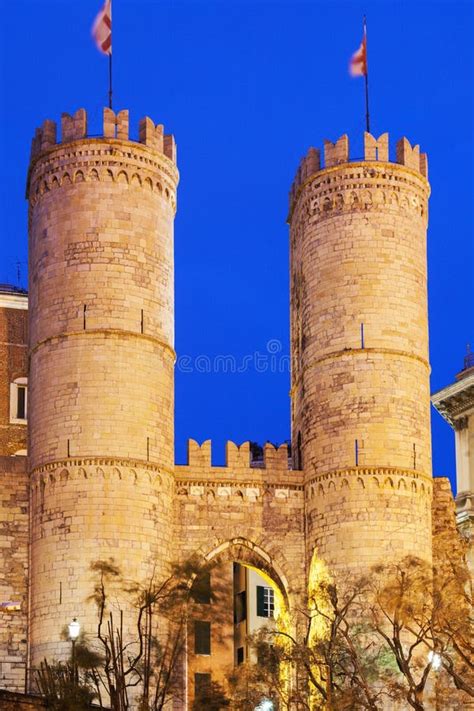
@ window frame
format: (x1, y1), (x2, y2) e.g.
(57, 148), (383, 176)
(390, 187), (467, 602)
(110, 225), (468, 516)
(191, 571), (211, 605)
(194, 620), (211, 655)
(256, 585), (275, 618)
(10, 377), (28, 424)
(194, 672), (211, 698)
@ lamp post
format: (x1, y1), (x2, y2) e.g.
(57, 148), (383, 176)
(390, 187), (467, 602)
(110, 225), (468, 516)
(68, 617), (81, 683)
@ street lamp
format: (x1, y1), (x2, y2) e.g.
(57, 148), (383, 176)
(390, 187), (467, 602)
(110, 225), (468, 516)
(68, 617), (81, 682)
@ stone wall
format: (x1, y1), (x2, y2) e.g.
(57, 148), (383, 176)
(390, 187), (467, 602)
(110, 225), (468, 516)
(0, 456), (28, 692)
(0, 691), (46, 710)
(175, 440), (306, 708)
(175, 440), (306, 601)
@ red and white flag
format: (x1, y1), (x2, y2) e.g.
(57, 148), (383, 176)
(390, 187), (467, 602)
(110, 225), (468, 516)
(349, 30), (367, 77)
(92, 0), (112, 55)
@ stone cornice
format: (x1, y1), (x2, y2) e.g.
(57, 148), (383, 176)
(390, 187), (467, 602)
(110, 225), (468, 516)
(174, 477), (304, 492)
(288, 160), (430, 223)
(0, 293), (28, 310)
(30, 456), (174, 479)
(305, 465), (433, 487)
(28, 137), (179, 194)
(174, 465), (304, 489)
(29, 328), (176, 361)
(175, 479), (304, 502)
(431, 372), (474, 426)
(175, 479), (304, 491)
(27, 141), (179, 215)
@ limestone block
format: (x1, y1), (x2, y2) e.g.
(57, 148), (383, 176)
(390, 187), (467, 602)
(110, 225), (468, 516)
(324, 134), (349, 167)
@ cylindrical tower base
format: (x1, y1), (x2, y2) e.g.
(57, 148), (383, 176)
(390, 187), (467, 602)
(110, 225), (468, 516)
(29, 462), (174, 666)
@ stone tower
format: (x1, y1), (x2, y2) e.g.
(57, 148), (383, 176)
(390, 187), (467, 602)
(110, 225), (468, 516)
(26, 108), (178, 666)
(289, 133), (433, 576)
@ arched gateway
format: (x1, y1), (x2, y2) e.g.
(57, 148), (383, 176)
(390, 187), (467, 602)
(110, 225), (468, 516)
(0, 105), (448, 710)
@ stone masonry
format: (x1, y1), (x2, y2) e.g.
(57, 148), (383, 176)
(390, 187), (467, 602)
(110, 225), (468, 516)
(289, 133), (433, 574)
(27, 108), (178, 669)
(0, 109), (466, 709)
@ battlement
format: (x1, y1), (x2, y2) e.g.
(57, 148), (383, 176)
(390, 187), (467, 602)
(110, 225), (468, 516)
(30, 108), (177, 164)
(177, 439), (292, 474)
(290, 132), (428, 208)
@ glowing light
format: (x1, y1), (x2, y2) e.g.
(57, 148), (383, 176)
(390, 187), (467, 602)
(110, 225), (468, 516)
(428, 650), (442, 670)
(255, 700), (274, 711)
(242, 563), (291, 700)
(68, 617), (81, 641)
(307, 552), (332, 710)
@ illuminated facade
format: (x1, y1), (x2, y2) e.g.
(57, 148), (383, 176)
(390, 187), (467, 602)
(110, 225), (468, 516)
(0, 108), (466, 708)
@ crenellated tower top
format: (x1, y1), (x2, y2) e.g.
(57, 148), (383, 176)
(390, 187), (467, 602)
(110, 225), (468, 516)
(27, 108), (179, 215)
(29, 107), (177, 163)
(289, 132), (428, 218)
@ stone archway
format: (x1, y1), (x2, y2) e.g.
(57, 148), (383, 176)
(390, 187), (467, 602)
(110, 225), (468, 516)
(184, 537), (295, 710)
(202, 537), (291, 609)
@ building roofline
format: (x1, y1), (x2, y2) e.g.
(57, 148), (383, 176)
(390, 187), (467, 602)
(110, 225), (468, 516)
(431, 371), (474, 426)
(0, 287), (28, 310)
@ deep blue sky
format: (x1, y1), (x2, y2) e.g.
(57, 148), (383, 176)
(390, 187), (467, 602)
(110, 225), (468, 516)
(0, 1), (472, 489)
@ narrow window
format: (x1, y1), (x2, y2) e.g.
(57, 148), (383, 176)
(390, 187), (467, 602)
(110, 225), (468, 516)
(237, 646), (244, 665)
(194, 620), (211, 655)
(234, 590), (247, 624)
(194, 672), (211, 698)
(192, 571), (211, 605)
(296, 431), (302, 470)
(10, 379), (28, 423)
(256, 586), (275, 618)
(17, 386), (26, 420)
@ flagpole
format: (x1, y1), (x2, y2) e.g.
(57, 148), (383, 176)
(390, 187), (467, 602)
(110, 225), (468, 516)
(108, 0), (113, 110)
(364, 16), (370, 133)
(109, 52), (113, 110)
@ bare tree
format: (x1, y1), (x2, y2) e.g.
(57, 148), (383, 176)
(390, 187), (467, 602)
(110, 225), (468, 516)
(227, 642), (290, 710)
(35, 555), (232, 710)
(368, 552), (473, 711)
(36, 658), (96, 711)
(430, 531), (474, 699)
(86, 557), (213, 711)
(228, 576), (398, 711)
(368, 557), (436, 711)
